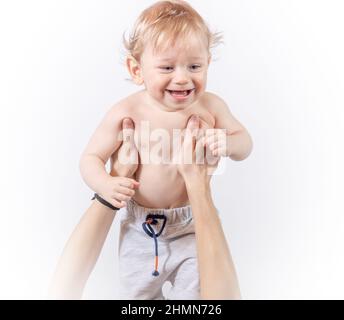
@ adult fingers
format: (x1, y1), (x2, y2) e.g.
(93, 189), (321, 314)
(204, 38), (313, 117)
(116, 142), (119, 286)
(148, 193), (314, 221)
(122, 117), (134, 129)
(183, 115), (200, 162)
(122, 118), (136, 145)
(195, 135), (206, 164)
(185, 114), (200, 135)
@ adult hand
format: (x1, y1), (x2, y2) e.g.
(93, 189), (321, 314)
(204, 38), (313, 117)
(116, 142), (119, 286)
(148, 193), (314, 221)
(110, 118), (139, 178)
(177, 115), (220, 184)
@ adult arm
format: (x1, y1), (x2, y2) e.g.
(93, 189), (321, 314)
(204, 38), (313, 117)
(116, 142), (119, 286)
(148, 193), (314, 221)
(178, 115), (242, 300)
(48, 118), (138, 299)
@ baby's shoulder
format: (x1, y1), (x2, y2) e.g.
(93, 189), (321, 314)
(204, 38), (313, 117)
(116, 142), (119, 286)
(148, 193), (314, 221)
(199, 91), (229, 115)
(106, 90), (144, 120)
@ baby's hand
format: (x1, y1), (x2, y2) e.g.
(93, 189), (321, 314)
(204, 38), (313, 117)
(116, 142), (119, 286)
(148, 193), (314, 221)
(205, 129), (229, 157)
(99, 176), (139, 208)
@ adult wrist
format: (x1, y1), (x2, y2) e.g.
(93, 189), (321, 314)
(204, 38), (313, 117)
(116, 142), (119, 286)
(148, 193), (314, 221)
(91, 193), (120, 211)
(186, 181), (216, 216)
(185, 178), (211, 198)
(184, 173), (209, 189)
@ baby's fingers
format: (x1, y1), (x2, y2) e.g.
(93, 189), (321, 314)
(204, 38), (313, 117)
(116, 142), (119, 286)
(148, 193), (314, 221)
(204, 134), (218, 148)
(212, 147), (227, 157)
(118, 177), (140, 189)
(118, 186), (136, 197)
(102, 195), (126, 209)
(113, 192), (131, 202)
(113, 199), (127, 208)
(208, 140), (226, 151)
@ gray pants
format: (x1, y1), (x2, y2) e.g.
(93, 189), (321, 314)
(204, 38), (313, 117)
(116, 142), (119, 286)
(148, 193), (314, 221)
(118, 198), (200, 300)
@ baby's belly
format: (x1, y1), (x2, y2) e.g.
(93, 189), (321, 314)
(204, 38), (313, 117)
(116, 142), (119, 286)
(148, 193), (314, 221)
(133, 164), (189, 209)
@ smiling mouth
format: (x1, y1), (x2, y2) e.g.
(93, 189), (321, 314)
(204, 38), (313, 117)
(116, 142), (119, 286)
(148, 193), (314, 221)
(166, 88), (195, 97)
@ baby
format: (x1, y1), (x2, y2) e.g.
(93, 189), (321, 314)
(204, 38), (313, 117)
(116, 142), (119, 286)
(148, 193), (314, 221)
(79, 0), (252, 299)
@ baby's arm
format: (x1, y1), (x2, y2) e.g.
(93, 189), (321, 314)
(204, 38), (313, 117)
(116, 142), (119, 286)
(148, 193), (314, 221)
(206, 93), (253, 161)
(79, 103), (138, 208)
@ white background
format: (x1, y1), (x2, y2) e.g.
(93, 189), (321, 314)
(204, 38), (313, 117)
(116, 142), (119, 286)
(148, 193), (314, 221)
(0, 0), (343, 299)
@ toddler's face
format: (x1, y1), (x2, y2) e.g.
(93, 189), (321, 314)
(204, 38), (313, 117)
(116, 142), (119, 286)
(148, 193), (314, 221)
(139, 36), (210, 111)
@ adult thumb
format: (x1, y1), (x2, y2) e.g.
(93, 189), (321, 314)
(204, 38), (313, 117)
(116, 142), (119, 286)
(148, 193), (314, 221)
(183, 115), (200, 159)
(122, 117), (135, 130)
(122, 117), (136, 144)
(186, 114), (200, 132)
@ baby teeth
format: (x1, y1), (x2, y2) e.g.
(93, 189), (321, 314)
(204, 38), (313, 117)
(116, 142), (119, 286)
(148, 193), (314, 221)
(171, 90), (188, 96)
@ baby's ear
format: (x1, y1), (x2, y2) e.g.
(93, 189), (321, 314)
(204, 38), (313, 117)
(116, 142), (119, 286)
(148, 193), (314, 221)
(126, 55), (144, 85)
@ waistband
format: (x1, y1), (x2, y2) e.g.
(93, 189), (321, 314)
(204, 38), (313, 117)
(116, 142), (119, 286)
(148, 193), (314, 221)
(125, 198), (193, 225)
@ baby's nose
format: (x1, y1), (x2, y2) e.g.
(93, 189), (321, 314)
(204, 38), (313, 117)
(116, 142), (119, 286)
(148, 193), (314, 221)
(174, 79), (188, 86)
(173, 68), (189, 85)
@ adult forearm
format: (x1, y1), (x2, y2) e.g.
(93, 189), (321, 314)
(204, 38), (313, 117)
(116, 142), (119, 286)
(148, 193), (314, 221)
(48, 201), (116, 299)
(79, 154), (110, 193)
(186, 180), (241, 300)
(228, 130), (253, 161)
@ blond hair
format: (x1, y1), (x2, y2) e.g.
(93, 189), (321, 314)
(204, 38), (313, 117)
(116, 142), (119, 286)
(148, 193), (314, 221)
(123, 0), (223, 61)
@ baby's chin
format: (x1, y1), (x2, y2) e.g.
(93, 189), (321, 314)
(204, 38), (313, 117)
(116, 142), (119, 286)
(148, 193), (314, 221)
(164, 99), (191, 109)
(162, 100), (197, 112)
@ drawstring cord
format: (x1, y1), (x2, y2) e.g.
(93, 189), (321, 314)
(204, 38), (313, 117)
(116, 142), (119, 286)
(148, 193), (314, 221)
(142, 214), (167, 276)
